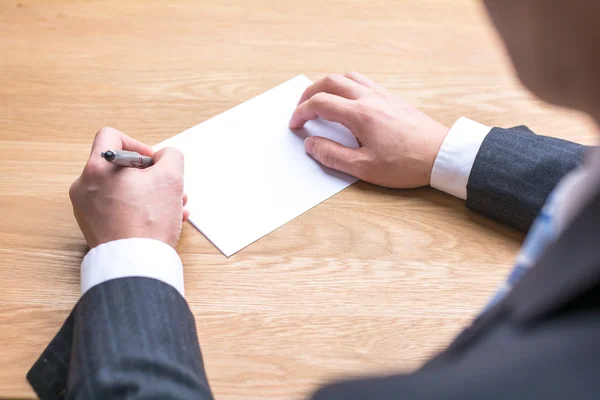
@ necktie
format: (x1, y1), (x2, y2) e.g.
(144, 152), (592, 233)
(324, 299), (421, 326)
(483, 192), (559, 311)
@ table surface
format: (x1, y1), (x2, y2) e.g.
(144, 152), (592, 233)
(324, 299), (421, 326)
(0, 0), (596, 398)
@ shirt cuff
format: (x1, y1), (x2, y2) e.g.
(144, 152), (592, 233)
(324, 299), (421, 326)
(81, 238), (185, 298)
(430, 117), (492, 200)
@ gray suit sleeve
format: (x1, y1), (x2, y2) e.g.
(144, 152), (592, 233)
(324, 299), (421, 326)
(27, 277), (214, 400)
(466, 125), (587, 232)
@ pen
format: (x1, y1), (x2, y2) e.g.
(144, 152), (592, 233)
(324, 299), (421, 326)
(101, 149), (153, 168)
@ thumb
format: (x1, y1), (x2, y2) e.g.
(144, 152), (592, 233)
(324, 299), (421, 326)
(151, 147), (184, 177)
(304, 136), (361, 176)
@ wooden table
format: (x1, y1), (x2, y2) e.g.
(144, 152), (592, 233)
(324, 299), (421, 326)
(0, 0), (596, 398)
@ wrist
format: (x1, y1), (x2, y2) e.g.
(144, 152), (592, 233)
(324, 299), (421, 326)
(425, 123), (451, 185)
(81, 238), (185, 297)
(81, 226), (181, 250)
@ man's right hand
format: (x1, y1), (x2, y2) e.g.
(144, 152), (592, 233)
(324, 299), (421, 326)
(69, 127), (189, 249)
(289, 72), (449, 189)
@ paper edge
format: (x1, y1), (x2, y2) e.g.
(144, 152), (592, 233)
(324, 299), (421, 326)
(154, 75), (312, 150)
(161, 74), (361, 257)
(210, 177), (359, 258)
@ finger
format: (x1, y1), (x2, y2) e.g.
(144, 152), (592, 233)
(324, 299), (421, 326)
(151, 147), (184, 178)
(305, 136), (363, 177)
(298, 74), (367, 105)
(182, 209), (190, 222)
(89, 127), (124, 160)
(183, 193), (188, 207)
(85, 128), (126, 175)
(121, 135), (154, 157)
(344, 72), (383, 90)
(289, 93), (355, 129)
(90, 127), (154, 161)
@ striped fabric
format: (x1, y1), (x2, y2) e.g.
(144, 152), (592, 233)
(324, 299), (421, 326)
(484, 192), (559, 311)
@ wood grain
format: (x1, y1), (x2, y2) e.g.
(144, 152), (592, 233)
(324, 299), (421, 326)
(0, 0), (596, 398)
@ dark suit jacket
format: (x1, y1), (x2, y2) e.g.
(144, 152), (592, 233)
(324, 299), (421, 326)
(29, 126), (596, 399)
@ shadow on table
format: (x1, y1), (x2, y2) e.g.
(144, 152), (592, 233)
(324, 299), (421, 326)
(350, 180), (525, 245)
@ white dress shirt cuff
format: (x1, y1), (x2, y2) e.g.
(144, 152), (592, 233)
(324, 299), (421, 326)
(430, 117), (492, 200)
(81, 238), (185, 298)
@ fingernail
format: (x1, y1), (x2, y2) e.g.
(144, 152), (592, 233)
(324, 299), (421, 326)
(304, 137), (315, 155)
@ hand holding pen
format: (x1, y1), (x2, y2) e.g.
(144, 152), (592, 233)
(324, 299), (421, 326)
(69, 127), (189, 249)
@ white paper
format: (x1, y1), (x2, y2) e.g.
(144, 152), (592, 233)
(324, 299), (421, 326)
(155, 75), (358, 256)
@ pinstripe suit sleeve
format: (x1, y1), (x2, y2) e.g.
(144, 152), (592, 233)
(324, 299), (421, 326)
(27, 277), (214, 400)
(466, 125), (587, 232)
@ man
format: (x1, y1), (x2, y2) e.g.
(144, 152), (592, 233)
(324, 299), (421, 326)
(28, 0), (600, 398)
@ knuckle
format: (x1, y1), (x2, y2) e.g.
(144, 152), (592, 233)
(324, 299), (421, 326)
(325, 74), (344, 87)
(86, 160), (102, 176)
(354, 101), (374, 124)
(345, 71), (360, 79)
(352, 153), (373, 180)
(94, 126), (115, 140)
(169, 147), (185, 161)
(318, 144), (337, 168)
(341, 152), (368, 181)
(310, 92), (330, 106)
(300, 87), (311, 99)
(160, 168), (183, 188)
(68, 180), (79, 201)
(82, 160), (104, 179)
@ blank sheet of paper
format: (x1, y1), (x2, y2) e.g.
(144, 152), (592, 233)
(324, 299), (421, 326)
(154, 75), (358, 256)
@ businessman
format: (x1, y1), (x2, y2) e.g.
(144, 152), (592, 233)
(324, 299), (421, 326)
(28, 0), (600, 398)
